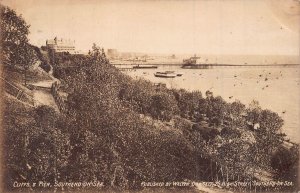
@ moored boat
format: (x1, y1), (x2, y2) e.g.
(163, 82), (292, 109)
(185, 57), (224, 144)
(154, 71), (177, 78)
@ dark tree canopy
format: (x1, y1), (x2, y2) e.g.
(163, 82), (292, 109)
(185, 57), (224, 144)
(0, 4), (35, 67)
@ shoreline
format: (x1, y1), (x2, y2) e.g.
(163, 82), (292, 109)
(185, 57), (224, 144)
(123, 65), (300, 143)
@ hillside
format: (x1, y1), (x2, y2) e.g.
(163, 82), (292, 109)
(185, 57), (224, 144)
(1, 2), (299, 192)
(2, 46), (299, 192)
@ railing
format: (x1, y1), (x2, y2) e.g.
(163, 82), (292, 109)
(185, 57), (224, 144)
(51, 81), (66, 113)
(1, 77), (36, 106)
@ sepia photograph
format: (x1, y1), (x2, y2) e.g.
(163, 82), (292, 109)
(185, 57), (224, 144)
(0, 0), (299, 192)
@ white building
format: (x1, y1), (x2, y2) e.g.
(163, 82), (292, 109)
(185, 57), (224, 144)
(46, 37), (76, 54)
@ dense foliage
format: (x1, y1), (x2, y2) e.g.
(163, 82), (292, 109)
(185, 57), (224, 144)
(1, 4), (38, 85)
(2, 4), (299, 192)
(4, 45), (299, 192)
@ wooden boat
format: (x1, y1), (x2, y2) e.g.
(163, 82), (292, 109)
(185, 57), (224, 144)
(154, 71), (177, 78)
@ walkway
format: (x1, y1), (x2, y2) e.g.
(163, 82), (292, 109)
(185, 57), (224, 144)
(32, 89), (58, 110)
(28, 65), (60, 111)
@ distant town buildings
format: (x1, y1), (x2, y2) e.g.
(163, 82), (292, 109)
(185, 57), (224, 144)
(107, 49), (140, 60)
(107, 49), (118, 59)
(46, 37), (76, 54)
(119, 52), (132, 59)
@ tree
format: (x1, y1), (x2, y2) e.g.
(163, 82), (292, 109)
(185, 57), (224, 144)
(271, 144), (299, 191)
(21, 43), (38, 85)
(248, 107), (285, 170)
(206, 96), (228, 127)
(172, 89), (202, 120)
(226, 100), (246, 128)
(149, 92), (179, 121)
(89, 43), (109, 64)
(0, 4), (30, 66)
(1, 4), (38, 85)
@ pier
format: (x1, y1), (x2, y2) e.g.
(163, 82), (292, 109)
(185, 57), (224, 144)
(112, 63), (300, 69)
(116, 67), (134, 71)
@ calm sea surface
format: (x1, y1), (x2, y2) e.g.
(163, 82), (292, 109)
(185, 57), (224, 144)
(120, 65), (300, 143)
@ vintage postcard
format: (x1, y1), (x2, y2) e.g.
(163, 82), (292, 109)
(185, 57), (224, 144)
(0, 0), (299, 192)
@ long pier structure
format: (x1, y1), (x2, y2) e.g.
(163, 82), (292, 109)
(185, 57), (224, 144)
(115, 63), (299, 67)
(55, 63), (299, 70)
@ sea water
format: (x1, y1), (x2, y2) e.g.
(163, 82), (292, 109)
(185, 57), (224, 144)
(123, 65), (300, 143)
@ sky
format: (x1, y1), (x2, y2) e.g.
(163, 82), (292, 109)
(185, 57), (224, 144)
(1, 0), (300, 55)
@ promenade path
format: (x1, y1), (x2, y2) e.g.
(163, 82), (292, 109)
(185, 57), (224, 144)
(29, 65), (60, 111)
